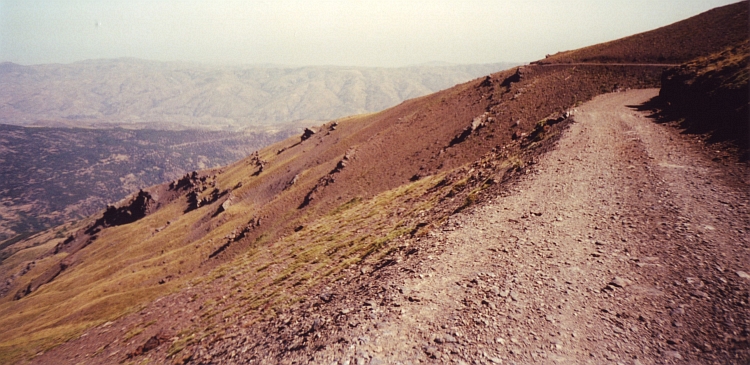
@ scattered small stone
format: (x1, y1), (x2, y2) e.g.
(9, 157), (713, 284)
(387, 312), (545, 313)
(435, 334), (457, 344)
(610, 277), (632, 288)
(664, 350), (683, 360)
(422, 345), (438, 357)
(737, 271), (750, 280)
(319, 293), (333, 302)
(690, 290), (709, 299)
(510, 291), (519, 301)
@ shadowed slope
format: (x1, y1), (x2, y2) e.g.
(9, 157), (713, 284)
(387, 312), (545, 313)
(658, 40), (749, 157)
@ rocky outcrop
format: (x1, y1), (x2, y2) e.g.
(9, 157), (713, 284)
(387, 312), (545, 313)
(299, 149), (356, 208)
(208, 217), (262, 259)
(285, 174), (300, 190)
(248, 151), (267, 175)
(301, 128), (316, 142)
(85, 190), (156, 235)
(13, 261), (69, 300)
(500, 67), (526, 87)
(32, 172), (217, 299)
(449, 112), (493, 146)
(172, 172), (224, 213)
(186, 188), (227, 213)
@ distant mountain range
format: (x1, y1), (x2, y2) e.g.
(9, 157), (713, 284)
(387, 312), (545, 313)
(0, 60), (517, 129)
(0, 2), (748, 364)
(0, 60), (516, 240)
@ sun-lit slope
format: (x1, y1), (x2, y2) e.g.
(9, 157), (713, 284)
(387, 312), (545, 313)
(539, 1), (748, 65)
(3, 3), (749, 363)
(0, 64), (661, 364)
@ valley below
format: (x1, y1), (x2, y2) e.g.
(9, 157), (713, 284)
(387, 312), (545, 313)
(0, 2), (748, 364)
(0, 123), (299, 241)
(0, 60), (512, 242)
(34, 89), (749, 365)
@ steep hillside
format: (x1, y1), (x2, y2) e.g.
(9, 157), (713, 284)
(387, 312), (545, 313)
(1, 2), (747, 364)
(0, 61), (515, 129)
(0, 61), (515, 248)
(657, 40), (749, 158)
(538, 1), (748, 64)
(0, 64), (663, 365)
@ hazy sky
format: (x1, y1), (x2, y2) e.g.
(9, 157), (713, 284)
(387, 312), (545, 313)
(0, 0), (741, 67)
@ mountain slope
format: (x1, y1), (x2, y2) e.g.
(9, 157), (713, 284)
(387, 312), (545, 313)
(0, 61), (515, 129)
(538, 1), (748, 64)
(658, 40), (749, 158)
(0, 61), (515, 249)
(1, 2), (748, 364)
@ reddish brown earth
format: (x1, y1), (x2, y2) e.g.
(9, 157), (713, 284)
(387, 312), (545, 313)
(30, 90), (749, 364)
(194, 89), (749, 364)
(538, 2), (748, 65)
(5, 3), (749, 364)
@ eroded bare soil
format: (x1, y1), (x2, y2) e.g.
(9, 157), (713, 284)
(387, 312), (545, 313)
(30, 89), (749, 365)
(224, 89), (749, 364)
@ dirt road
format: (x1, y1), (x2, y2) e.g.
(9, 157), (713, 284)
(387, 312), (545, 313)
(37, 89), (748, 364)
(251, 89), (749, 365)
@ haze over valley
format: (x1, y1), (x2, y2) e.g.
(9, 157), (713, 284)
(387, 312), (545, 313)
(0, 60), (515, 129)
(0, 1), (747, 364)
(0, 60), (513, 240)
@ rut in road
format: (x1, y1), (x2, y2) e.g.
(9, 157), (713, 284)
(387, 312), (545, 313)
(281, 89), (750, 365)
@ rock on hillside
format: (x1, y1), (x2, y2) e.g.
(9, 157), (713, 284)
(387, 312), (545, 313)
(0, 124), (299, 241)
